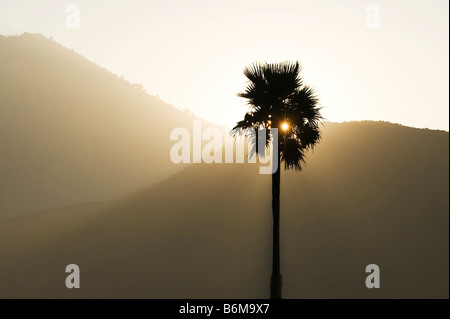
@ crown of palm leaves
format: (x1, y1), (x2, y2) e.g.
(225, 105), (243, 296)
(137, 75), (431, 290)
(231, 61), (323, 170)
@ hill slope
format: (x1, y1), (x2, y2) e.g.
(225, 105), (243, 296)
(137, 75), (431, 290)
(0, 33), (214, 220)
(0, 121), (447, 298)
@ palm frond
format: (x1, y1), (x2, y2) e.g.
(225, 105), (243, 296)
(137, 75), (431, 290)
(295, 122), (322, 149)
(280, 137), (306, 170)
(230, 112), (255, 137)
(264, 61), (303, 103)
(242, 62), (266, 86)
(246, 128), (272, 159)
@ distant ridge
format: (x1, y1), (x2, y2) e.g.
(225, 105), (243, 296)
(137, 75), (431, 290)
(0, 33), (218, 221)
(0, 121), (447, 298)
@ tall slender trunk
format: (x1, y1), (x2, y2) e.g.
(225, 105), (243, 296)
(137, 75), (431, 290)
(270, 146), (282, 299)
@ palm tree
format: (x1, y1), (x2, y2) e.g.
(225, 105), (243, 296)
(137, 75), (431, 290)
(231, 61), (323, 299)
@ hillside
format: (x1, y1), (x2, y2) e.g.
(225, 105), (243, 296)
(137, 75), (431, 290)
(0, 33), (216, 221)
(0, 121), (447, 298)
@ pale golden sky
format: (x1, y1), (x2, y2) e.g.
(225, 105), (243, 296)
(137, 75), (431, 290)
(1, 0), (448, 130)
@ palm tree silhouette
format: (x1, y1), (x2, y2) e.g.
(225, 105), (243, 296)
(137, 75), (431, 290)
(231, 61), (323, 299)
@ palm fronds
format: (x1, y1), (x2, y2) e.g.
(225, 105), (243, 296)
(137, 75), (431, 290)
(232, 61), (323, 170)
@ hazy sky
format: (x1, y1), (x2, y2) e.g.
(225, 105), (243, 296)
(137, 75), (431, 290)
(0, 0), (448, 130)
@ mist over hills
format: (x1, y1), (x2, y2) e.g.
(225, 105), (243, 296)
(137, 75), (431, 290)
(0, 33), (216, 221)
(0, 121), (447, 298)
(0, 33), (447, 299)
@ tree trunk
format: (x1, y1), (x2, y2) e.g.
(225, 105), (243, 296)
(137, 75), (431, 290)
(270, 147), (282, 299)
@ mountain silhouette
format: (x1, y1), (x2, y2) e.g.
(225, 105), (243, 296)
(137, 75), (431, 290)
(0, 33), (217, 221)
(0, 121), (447, 298)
